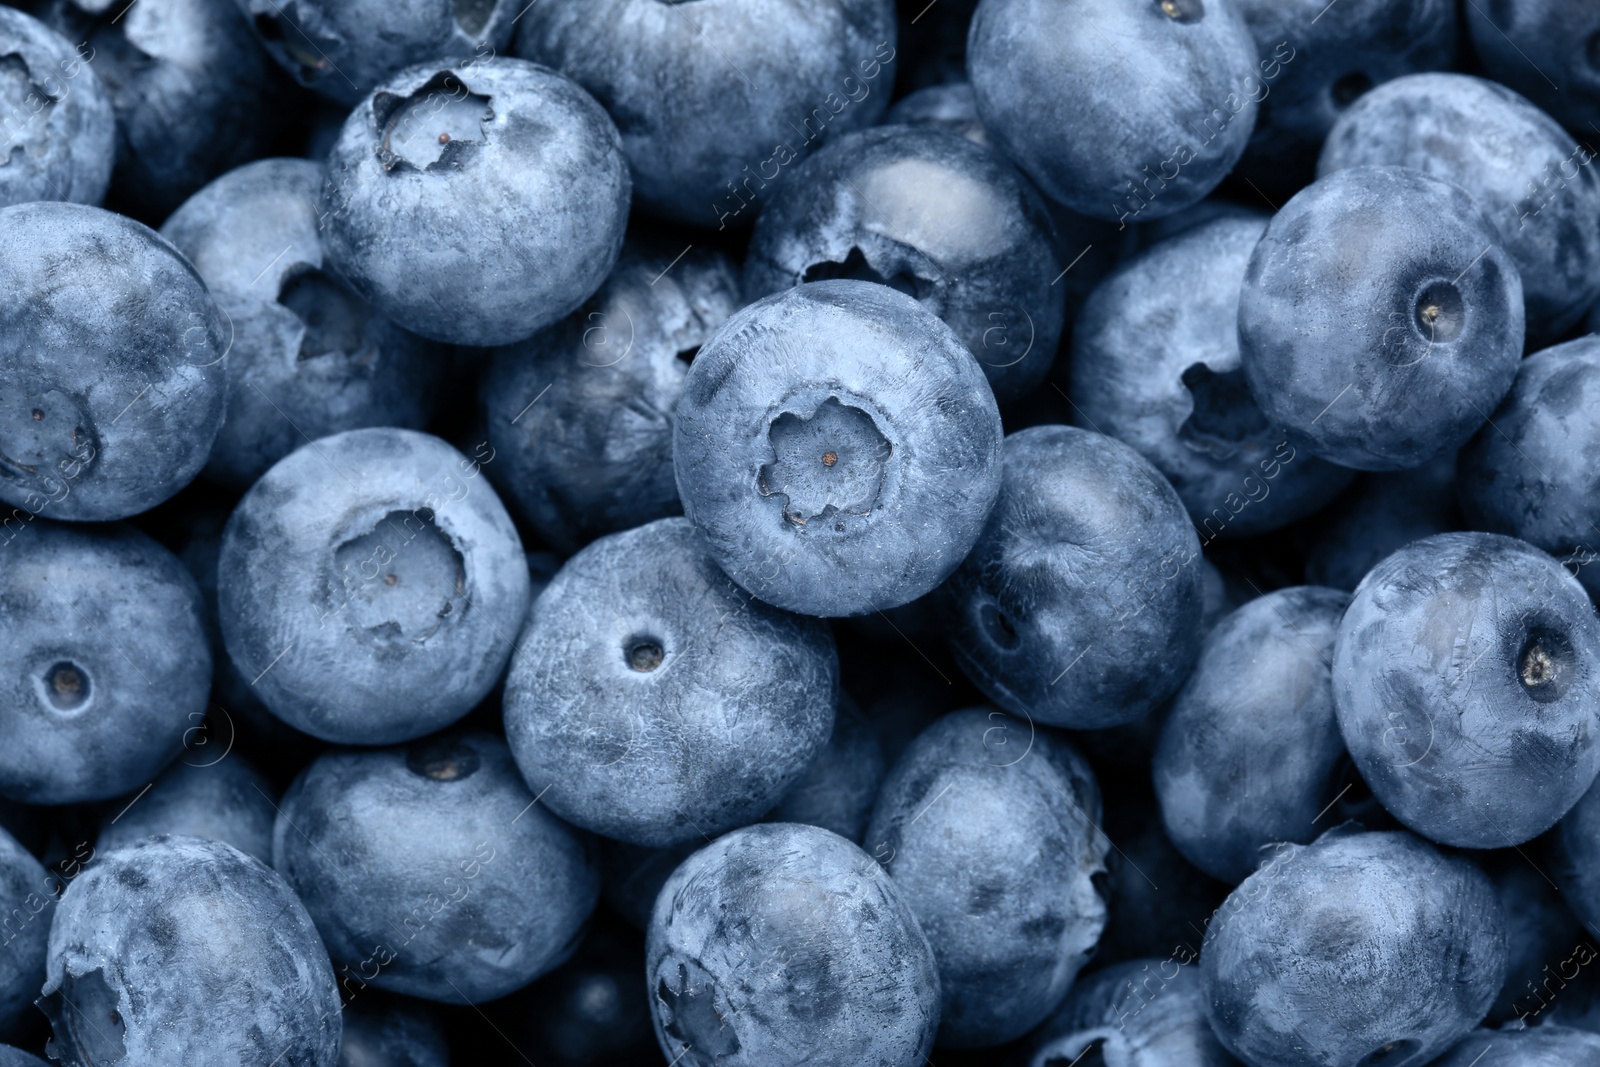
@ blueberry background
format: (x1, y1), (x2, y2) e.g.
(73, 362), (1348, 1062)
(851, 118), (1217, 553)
(1, 0), (1600, 1063)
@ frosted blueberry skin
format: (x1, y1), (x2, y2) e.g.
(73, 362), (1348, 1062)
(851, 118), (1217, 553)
(646, 823), (939, 1067)
(1304, 452), (1461, 591)
(1459, 336), (1600, 600)
(0, 202), (226, 522)
(240, 0), (522, 105)
(763, 695), (884, 843)
(161, 157), (446, 492)
(1155, 587), (1352, 885)
(0, 7), (114, 207)
(673, 280), (1003, 618)
(272, 732), (597, 1004)
(1334, 532), (1600, 849)
(217, 428), (530, 745)
(0, 522), (209, 805)
(1319, 73), (1600, 341)
(482, 238), (742, 554)
(1201, 829), (1506, 1067)
(1026, 960), (1239, 1067)
(744, 124), (1063, 406)
(937, 425), (1204, 730)
(40, 0), (285, 220)
(1072, 215), (1352, 538)
(96, 755), (278, 865)
(1238, 165), (1524, 471)
(336, 995), (449, 1067)
(41, 836), (341, 1066)
(863, 709), (1108, 1048)
(1466, 0), (1600, 137)
(516, 0), (896, 228)
(0, 828), (50, 1040)
(1232, 0), (1456, 196)
(967, 0), (1259, 222)
(321, 57), (630, 347)
(886, 83), (988, 146)
(1433, 1025), (1600, 1065)
(503, 517), (837, 847)
(0, 1047), (46, 1067)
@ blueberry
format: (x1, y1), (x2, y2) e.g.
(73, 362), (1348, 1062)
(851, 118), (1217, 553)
(1480, 851), (1586, 1027)
(1458, 335), (1600, 599)
(39, 0), (285, 220)
(673, 280), (1003, 617)
(1154, 586), (1352, 884)
(160, 157), (447, 491)
(273, 731), (597, 1003)
(40, 835), (341, 1065)
(645, 822), (940, 1067)
(0, 201), (227, 522)
(336, 994), (449, 1067)
(1026, 960), (1237, 1067)
(0, 7), (114, 208)
(1318, 73), (1600, 341)
(515, 0), (897, 228)
(0, 827), (51, 1040)
(885, 82), (988, 147)
(1232, 0), (1457, 196)
(1465, 0), (1600, 137)
(1072, 215), (1353, 538)
(1238, 165), (1524, 471)
(1432, 1025), (1600, 1063)
(937, 425), (1205, 729)
(1335, 532), (1600, 848)
(503, 517), (837, 846)
(764, 695), (885, 843)
(1200, 828), (1506, 1067)
(217, 428), (530, 745)
(0, 522), (209, 805)
(744, 124), (1063, 406)
(481, 237), (742, 554)
(320, 57), (630, 346)
(0, 1047), (47, 1067)
(96, 755), (278, 865)
(242, 0), (522, 105)
(1303, 452), (1461, 591)
(967, 0), (1260, 223)
(863, 708), (1108, 1047)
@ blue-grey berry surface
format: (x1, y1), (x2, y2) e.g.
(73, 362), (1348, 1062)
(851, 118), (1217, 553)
(937, 425), (1205, 729)
(0, 201), (226, 522)
(503, 517), (837, 847)
(864, 708), (1108, 1048)
(673, 280), (1003, 617)
(0, 522), (209, 805)
(646, 822), (940, 1067)
(272, 732), (597, 1004)
(321, 57), (630, 347)
(744, 124), (1064, 406)
(40, 835), (341, 1066)
(0, 6), (114, 208)
(161, 157), (446, 492)
(482, 237), (743, 554)
(218, 428), (530, 745)
(1334, 532), (1600, 849)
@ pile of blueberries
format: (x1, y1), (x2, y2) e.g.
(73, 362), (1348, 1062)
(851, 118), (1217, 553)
(4, 0), (1600, 1063)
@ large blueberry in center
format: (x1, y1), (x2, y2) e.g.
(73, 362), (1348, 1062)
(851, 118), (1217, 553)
(760, 398), (890, 525)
